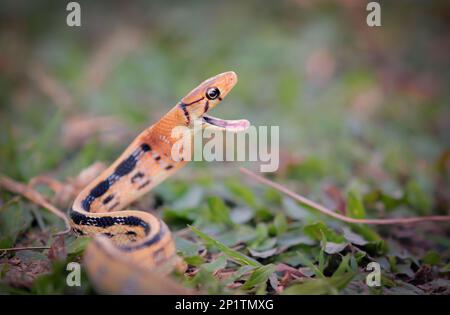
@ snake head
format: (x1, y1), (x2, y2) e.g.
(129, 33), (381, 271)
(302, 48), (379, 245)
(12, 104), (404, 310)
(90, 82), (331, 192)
(180, 71), (249, 132)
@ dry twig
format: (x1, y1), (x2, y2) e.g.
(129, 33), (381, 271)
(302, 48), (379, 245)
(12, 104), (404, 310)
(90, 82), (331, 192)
(0, 246), (51, 253)
(240, 168), (450, 225)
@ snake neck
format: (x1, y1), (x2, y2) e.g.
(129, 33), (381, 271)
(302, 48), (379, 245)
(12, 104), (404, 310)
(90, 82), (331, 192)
(72, 104), (190, 215)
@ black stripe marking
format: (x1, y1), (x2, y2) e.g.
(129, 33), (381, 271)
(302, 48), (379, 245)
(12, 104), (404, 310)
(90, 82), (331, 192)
(103, 194), (114, 205)
(121, 220), (166, 251)
(80, 143), (152, 212)
(179, 103), (190, 125)
(154, 155), (161, 161)
(203, 101), (209, 114)
(73, 228), (85, 235)
(183, 96), (205, 106)
(82, 180), (110, 210)
(115, 155), (137, 177)
(91, 180), (110, 197)
(69, 209), (150, 234)
(82, 198), (92, 211)
(165, 165), (174, 170)
(138, 180), (150, 190)
(131, 172), (144, 184)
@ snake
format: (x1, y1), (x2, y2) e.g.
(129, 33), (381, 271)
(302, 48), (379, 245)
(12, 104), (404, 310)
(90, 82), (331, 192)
(69, 72), (250, 294)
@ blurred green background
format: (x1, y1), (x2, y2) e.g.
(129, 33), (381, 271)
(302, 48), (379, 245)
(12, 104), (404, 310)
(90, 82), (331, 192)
(0, 0), (449, 294)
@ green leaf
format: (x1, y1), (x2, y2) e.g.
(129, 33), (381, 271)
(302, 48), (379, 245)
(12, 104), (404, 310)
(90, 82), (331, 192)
(282, 272), (355, 295)
(230, 207), (254, 224)
(286, 157), (328, 181)
(190, 225), (261, 267)
(185, 267), (223, 294)
(332, 254), (351, 277)
(31, 261), (68, 294)
(175, 237), (201, 257)
(225, 179), (256, 207)
(241, 264), (276, 290)
(207, 196), (232, 225)
(249, 247), (277, 259)
(282, 197), (315, 221)
(273, 213), (287, 236)
(277, 233), (315, 248)
(422, 250), (441, 266)
(297, 252), (325, 278)
(202, 256), (228, 273)
(342, 227), (368, 246)
(317, 245), (326, 273)
(219, 265), (255, 287)
(406, 181), (432, 215)
(303, 222), (345, 243)
(66, 237), (91, 255)
(348, 223), (384, 244)
(441, 262), (450, 273)
(346, 190), (365, 219)
(250, 223), (269, 247)
(171, 187), (204, 210)
(32, 260), (92, 294)
(255, 206), (273, 221)
(0, 199), (33, 247)
(323, 242), (347, 254)
(184, 255), (205, 266)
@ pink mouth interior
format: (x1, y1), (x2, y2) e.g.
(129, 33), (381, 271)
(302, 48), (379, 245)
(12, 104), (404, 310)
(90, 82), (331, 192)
(202, 115), (250, 132)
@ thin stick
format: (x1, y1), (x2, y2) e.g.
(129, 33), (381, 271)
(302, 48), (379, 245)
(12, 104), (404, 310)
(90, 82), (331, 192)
(175, 227), (191, 237)
(0, 175), (71, 235)
(240, 168), (450, 225)
(0, 246), (51, 252)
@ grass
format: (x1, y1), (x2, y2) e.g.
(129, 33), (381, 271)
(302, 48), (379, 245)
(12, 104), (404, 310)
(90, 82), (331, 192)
(0, 1), (449, 295)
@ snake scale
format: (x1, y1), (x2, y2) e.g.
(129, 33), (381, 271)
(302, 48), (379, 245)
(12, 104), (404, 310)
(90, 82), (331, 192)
(69, 72), (249, 294)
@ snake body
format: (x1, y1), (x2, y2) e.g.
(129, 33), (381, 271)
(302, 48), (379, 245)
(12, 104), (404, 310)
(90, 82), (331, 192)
(69, 72), (249, 294)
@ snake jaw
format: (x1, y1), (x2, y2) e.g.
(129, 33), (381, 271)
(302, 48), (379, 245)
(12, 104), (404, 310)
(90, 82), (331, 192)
(201, 115), (250, 132)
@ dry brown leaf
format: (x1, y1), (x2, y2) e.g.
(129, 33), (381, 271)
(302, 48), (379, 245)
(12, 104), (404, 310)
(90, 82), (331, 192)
(1, 254), (51, 288)
(47, 235), (67, 261)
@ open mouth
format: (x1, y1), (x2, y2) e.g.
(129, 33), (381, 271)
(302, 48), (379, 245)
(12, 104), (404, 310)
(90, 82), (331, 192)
(202, 115), (250, 132)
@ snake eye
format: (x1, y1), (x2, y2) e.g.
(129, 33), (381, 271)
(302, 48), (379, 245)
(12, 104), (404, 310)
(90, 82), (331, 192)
(205, 87), (220, 100)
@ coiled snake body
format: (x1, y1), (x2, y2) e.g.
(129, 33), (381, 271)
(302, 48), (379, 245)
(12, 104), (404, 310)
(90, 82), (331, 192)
(69, 72), (249, 294)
